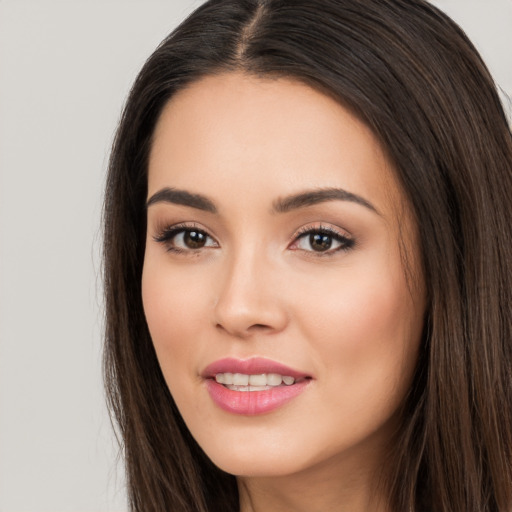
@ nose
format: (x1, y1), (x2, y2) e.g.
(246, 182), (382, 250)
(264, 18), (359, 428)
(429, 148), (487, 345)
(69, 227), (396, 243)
(213, 250), (289, 339)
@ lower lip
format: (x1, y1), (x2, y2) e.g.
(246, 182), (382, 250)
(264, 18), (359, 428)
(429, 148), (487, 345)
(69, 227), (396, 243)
(205, 379), (310, 415)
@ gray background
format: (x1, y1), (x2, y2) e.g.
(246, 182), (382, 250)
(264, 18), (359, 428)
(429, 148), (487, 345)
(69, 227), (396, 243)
(0, 1), (510, 510)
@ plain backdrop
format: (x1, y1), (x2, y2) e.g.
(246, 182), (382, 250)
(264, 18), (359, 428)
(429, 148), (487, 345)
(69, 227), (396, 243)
(0, 1), (510, 511)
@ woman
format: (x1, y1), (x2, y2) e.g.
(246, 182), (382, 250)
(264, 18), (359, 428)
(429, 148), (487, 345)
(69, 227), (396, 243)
(103, 0), (512, 510)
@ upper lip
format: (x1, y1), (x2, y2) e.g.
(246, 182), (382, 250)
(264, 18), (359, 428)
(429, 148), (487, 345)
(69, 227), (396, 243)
(201, 357), (311, 379)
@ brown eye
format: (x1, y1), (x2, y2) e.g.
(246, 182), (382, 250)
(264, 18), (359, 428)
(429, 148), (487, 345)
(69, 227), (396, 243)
(154, 226), (218, 253)
(292, 227), (354, 255)
(309, 233), (333, 252)
(183, 230), (207, 249)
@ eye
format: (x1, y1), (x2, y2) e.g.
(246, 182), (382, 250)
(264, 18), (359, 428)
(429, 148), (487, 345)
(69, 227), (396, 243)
(290, 226), (354, 255)
(154, 224), (218, 253)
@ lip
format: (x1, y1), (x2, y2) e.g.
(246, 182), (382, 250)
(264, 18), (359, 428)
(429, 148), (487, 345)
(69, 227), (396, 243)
(202, 357), (312, 415)
(201, 357), (310, 380)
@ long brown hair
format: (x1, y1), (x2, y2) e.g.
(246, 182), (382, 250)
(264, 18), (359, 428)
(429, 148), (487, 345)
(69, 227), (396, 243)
(103, 1), (512, 510)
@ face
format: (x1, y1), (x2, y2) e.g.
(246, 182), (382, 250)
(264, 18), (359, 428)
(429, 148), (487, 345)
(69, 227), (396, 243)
(142, 72), (425, 480)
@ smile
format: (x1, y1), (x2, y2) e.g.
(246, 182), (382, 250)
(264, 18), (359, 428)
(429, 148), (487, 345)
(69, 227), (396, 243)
(215, 372), (297, 390)
(202, 358), (312, 415)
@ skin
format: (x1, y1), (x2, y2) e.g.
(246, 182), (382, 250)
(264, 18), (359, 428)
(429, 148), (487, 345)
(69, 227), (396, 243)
(142, 72), (426, 512)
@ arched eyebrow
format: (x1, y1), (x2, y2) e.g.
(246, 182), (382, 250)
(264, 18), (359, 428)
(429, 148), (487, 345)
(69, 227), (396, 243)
(146, 186), (378, 215)
(272, 188), (379, 215)
(146, 187), (217, 213)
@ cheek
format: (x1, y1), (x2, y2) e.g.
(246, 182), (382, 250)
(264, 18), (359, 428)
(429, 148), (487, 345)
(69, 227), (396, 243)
(292, 256), (424, 403)
(141, 258), (213, 431)
(141, 256), (210, 376)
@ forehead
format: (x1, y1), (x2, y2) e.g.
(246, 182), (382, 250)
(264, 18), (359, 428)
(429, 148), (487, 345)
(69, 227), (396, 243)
(148, 72), (403, 216)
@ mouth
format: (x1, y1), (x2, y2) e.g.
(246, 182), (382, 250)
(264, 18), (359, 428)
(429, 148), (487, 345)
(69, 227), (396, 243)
(202, 358), (312, 415)
(213, 372), (306, 391)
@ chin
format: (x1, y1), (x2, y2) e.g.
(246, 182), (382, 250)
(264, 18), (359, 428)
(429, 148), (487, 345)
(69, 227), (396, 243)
(192, 428), (310, 478)
(209, 452), (306, 478)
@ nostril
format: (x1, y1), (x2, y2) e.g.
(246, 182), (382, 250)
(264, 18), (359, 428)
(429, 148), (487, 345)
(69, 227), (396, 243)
(215, 321), (274, 337)
(246, 323), (274, 334)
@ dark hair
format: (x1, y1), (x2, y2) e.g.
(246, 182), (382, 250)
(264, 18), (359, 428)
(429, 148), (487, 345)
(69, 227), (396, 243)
(103, 0), (512, 510)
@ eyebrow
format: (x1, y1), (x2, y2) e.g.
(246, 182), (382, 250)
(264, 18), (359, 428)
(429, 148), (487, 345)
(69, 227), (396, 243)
(146, 186), (378, 215)
(272, 188), (378, 215)
(146, 187), (217, 213)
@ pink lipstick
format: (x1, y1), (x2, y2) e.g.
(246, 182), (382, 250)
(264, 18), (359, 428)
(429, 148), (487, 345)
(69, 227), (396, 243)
(202, 357), (311, 415)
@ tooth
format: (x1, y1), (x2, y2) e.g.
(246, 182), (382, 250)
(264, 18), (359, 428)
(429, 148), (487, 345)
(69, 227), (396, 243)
(249, 374), (267, 386)
(215, 372), (297, 388)
(266, 373), (282, 386)
(248, 385), (270, 391)
(227, 385), (250, 392)
(233, 373), (249, 386)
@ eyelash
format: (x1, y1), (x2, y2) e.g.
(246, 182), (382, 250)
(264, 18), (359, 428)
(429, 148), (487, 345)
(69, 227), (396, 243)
(153, 222), (355, 257)
(292, 224), (355, 255)
(153, 223), (216, 254)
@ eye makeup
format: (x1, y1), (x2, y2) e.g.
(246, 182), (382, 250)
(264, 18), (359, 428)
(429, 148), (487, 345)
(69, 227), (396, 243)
(290, 224), (355, 256)
(153, 222), (219, 254)
(152, 220), (355, 258)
